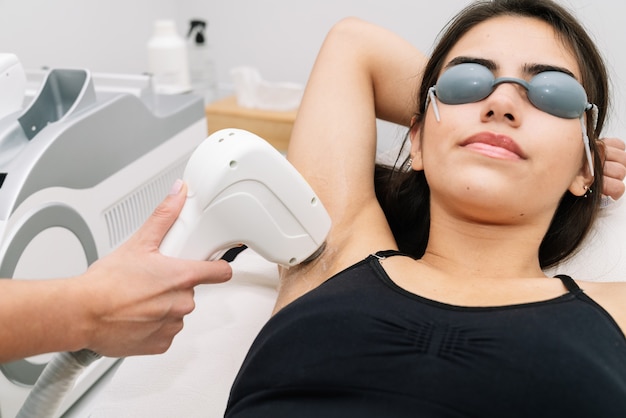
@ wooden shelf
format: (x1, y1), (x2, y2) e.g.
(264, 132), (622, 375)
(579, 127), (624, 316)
(205, 95), (297, 150)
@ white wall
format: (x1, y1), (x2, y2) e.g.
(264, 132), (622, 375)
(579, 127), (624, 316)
(0, 0), (182, 74)
(0, 0), (624, 136)
(191, 0), (626, 137)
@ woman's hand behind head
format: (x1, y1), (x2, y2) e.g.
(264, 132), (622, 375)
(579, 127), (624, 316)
(601, 137), (626, 200)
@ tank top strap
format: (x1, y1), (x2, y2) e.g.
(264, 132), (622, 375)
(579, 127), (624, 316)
(554, 274), (582, 294)
(372, 250), (413, 259)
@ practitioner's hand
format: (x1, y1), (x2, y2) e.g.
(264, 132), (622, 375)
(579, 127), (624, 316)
(80, 180), (232, 357)
(602, 137), (626, 200)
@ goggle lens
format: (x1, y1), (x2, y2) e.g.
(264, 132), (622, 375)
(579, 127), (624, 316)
(434, 63), (590, 119)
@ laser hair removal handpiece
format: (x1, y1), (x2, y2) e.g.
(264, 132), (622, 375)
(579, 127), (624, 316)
(16, 129), (330, 418)
(159, 128), (331, 266)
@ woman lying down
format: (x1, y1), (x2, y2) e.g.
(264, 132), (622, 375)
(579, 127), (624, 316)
(225, 1), (626, 417)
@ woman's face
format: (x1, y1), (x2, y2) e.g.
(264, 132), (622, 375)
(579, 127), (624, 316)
(411, 16), (592, 223)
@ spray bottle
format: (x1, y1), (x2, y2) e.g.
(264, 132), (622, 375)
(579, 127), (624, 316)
(187, 19), (218, 104)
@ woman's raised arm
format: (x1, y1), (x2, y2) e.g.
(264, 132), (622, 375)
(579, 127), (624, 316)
(275, 19), (426, 308)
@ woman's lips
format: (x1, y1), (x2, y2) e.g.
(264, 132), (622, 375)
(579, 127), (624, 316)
(460, 132), (527, 160)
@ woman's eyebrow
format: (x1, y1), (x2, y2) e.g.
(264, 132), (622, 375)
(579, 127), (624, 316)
(523, 63), (577, 79)
(445, 56), (497, 70)
(445, 57), (578, 80)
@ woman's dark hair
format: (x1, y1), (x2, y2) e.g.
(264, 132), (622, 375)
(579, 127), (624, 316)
(375, 0), (608, 269)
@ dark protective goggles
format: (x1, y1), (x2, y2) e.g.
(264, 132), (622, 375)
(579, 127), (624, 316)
(425, 62), (597, 175)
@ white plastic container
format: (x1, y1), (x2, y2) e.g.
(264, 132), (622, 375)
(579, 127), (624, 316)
(147, 20), (191, 94)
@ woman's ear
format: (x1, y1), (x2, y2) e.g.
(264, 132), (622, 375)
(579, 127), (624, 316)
(568, 141), (603, 196)
(568, 173), (593, 197)
(409, 117), (424, 171)
(568, 157), (596, 197)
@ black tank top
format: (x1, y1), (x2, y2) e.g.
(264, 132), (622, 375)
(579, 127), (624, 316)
(226, 251), (626, 417)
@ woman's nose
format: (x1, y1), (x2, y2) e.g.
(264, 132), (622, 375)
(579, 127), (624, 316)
(480, 82), (526, 126)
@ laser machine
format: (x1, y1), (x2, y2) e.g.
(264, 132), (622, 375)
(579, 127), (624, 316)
(0, 53), (208, 418)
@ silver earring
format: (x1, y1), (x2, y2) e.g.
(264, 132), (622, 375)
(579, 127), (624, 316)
(404, 158), (413, 172)
(583, 185), (593, 198)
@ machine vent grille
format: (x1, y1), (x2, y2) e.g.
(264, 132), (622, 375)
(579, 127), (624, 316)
(104, 160), (187, 248)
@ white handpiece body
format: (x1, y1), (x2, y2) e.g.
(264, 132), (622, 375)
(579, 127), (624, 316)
(159, 128), (331, 267)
